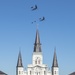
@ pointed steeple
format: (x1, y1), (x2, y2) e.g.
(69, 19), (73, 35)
(17, 51), (23, 67)
(52, 48), (58, 67)
(33, 29), (42, 52)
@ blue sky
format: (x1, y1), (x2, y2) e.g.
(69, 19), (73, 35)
(0, 0), (75, 75)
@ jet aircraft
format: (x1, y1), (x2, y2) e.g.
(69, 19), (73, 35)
(39, 17), (45, 21)
(31, 21), (36, 24)
(31, 5), (37, 11)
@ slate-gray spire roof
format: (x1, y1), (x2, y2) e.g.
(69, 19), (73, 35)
(17, 51), (23, 67)
(0, 71), (7, 75)
(52, 48), (58, 67)
(69, 72), (75, 75)
(33, 29), (42, 52)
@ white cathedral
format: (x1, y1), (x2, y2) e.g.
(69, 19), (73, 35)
(16, 29), (59, 75)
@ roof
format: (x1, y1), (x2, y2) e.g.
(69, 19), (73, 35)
(69, 72), (75, 75)
(0, 71), (7, 75)
(52, 48), (58, 67)
(17, 51), (23, 67)
(33, 29), (42, 52)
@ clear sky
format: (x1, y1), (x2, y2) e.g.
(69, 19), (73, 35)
(0, 0), (75, 75)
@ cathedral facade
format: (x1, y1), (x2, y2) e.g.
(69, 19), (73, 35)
(16, 29), (59, 75)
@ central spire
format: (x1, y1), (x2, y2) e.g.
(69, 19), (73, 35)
(33, 29), (42, 52)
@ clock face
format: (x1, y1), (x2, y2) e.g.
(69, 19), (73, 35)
(34, 66), (41, 74)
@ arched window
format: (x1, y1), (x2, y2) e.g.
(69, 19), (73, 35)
(19, 71), (20, 74)
(35, 60), (37, 64)
(38, 59), (40, 64)
(44, 71), (46, 75)
(37, 72), (38, 75)
(55, 71), (56, 74)
(30, 71), (31, 75)
(39, 72), (40, 74)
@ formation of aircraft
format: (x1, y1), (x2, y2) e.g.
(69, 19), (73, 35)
(31, 5), (37, 11)
(31, 4), (45, 23)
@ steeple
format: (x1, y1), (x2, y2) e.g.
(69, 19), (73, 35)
(33, 29), (42, 52)
(52, 48), (58, 67)
(17, 51), (23, 67)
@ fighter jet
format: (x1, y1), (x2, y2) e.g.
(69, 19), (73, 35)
(39, 17), (45, 21)
(31, 5), (37, 11)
